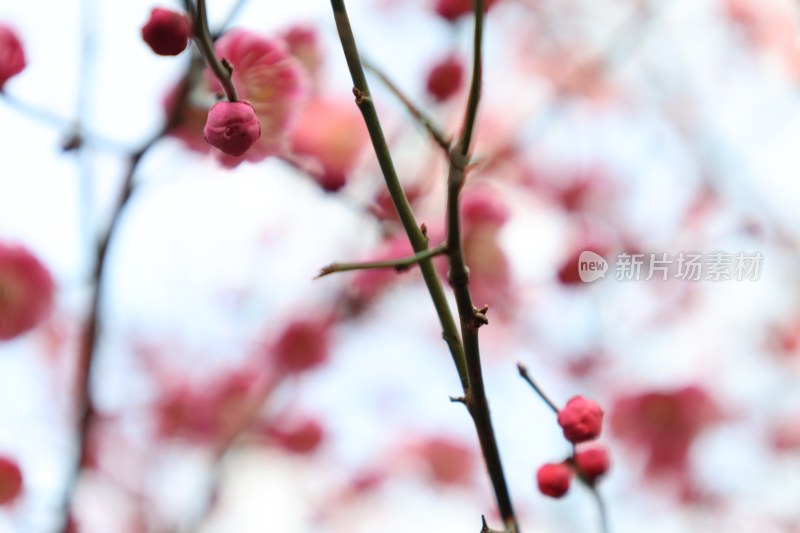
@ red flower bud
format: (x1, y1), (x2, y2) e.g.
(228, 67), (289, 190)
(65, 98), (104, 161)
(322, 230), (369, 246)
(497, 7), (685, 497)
(141, 8), (191, 57)
(203, 101), (262, 157)
(433, 0), (499, 23)
(0, 25), (26, 90)
(0, 243), (54, 340)
(0, 456), (23, 505)
(574, 444), (611, 483)
(536, 462), (571, 498)
(557, 395), (604, 444)
(426, 56), (464, 102)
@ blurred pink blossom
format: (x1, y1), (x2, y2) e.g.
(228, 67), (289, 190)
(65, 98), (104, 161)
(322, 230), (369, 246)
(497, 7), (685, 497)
(269, 317), (332, 374)
(0, 242), (54, 341)
(0, 25), (25, 90)
(611, 385), (723, 477)
(289, 97), (369, 191)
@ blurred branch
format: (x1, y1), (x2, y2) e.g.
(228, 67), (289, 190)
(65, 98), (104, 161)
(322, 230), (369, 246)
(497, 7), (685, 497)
(328, 0), (469, 389)
(215, 0), (249, 35)
(316, 243), (448, 278)
(58, 72), (194, 533)
(362, 59), (452, 154)
(516, 362), (560, 415)
(525, 1), (659, 147)
(591, 487), (611, 533)
(0, 92), (129, 152)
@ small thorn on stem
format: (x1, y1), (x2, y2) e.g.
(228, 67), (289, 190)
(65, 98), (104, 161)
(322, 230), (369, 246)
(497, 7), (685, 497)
(420, 222), (428, 238)
(450, 395), (467, 405)
(473, 305), (489, 327)
(480, 516), (506, 533)
(221, 58), (234, 76)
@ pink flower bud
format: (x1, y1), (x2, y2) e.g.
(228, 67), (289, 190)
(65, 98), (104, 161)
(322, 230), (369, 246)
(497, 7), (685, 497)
(426, 56), (464, 102)
(536, 462), (571, 498)
(141, 8), (191, 57)
(203, 101), (262, 157)
(574, 444), (611, 483)
(0, 25), (26, 90)
(0, 456), (22, 505)
(558, 395), (605, 444)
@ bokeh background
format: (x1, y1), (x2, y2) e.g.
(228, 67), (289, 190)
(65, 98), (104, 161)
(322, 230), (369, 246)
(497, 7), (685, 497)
(3, 0), (800, 531)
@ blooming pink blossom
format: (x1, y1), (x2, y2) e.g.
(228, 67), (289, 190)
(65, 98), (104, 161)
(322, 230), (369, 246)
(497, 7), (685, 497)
(557, 395), (604, 444)
(0, 25), (26, 90)
(209, 29), (307, 166)
(0, 456), (22, 505)
(611, 385), (722, 476)
(281, 25), (323, 87)
(414, 436), (475, 487)
(0, 243), (54, 341)
(289, 97), (369, 191)
(204, 100), (261, 156)
(156, 371), (259, 442)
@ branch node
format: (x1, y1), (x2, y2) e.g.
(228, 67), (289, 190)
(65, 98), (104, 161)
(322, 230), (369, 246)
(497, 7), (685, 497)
(472, 305), (489, 327)
(450, 395), (467, 405)
(353, 87), (369, 105)
(221, 57), (234, 75)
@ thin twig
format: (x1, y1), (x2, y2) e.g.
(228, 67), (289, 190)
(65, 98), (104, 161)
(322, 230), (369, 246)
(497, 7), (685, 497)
(362, 59), (452, 153)
(190, 0), (239, 101)
(316, 243), (448, 278)
(516, 363), (560, 415)
(0, 93), (129, 153)
(328, 0), (468, 389)
(57, 73), (193, 533)
(591, 486), (611, 533)
(215, 0), (249, 35)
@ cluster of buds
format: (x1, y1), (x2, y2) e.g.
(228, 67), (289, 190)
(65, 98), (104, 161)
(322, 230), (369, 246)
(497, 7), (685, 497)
(536, 395), (611, 498)
(140, 7), (264, 158)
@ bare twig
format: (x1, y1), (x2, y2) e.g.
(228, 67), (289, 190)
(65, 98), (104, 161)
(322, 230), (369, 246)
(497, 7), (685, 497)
(316, 243), (448, 278)
(362, 59), (452, 153)
(58, 73), (194, 533)
(516, 363), (560, 415)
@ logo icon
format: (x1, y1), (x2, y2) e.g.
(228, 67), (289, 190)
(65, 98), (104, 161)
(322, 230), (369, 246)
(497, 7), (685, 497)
(578, 251), (608, 283)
